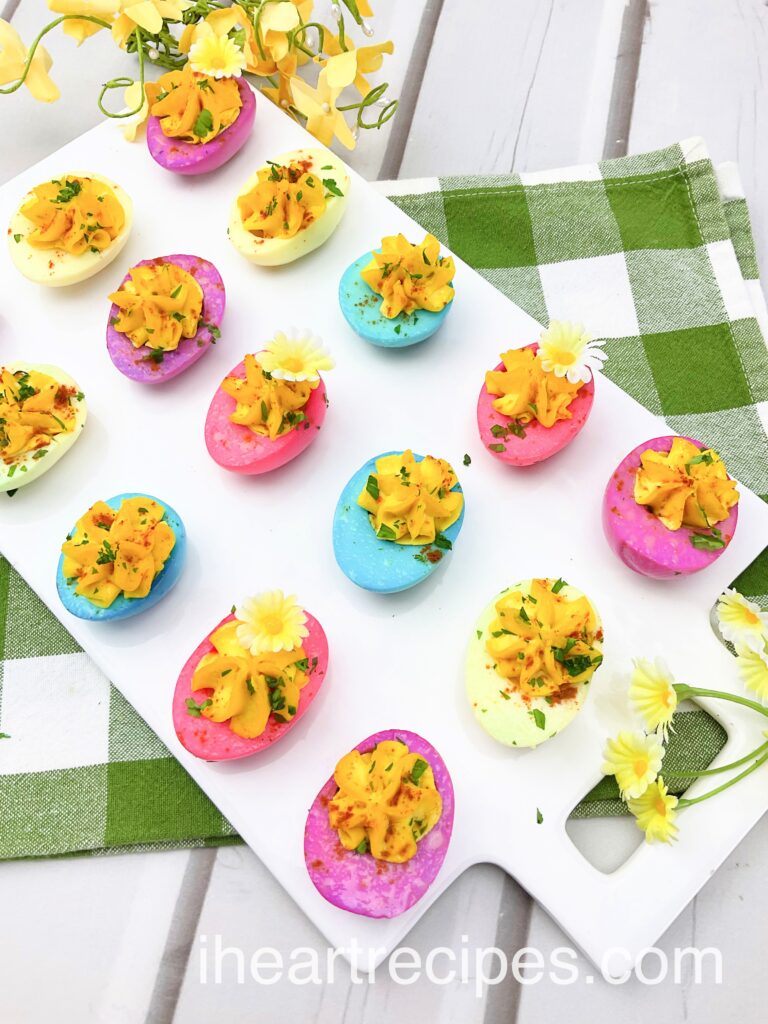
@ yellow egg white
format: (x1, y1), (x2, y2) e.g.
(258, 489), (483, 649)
(228, 148), (350, 267)
(0, 362), (87, 493)
(7, 173), (133, 288)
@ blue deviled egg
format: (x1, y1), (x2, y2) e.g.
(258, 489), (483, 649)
(333, 449), (465, 593)
(57, 492), (186, 621)
(338, 233), (455, 348)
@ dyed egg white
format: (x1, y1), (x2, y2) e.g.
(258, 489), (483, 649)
(228, 148), (350, 266)
(466, 580), (602, 748)
(8, 173), (133, 287)
(339, 252), (453, 348)
(56, 492), (186, 622)
(0, 362), (87, 493)
(333, 452), (465, 594)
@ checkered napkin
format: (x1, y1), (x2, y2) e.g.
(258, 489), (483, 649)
(1, 138), (767, 857)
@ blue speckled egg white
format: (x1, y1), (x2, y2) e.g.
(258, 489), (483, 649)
(333, 452), (465, 593)
(338, 252), (453, 349)
(56, 491), (186, 621)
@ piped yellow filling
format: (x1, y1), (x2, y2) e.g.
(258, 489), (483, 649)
(634, 437), (739, 530)
(61, 497), (175, 608)
(360, 233), (455, 318)
(485, 347), (582, 428)
(190, 620), (309, 739)
(237, 160), (327, 240)
(329, 740), (442, 863)
(20, 176), (124, 256)
(146, 65), (241, 144)
(484, 578), (602, 701)
(356, 449), (463, 545)
(108, 262), (203, 352)
(0, 367), (78, 465)
(222, 353), (316, 440)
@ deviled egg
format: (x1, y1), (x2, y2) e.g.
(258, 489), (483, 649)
(57, 493), (186, 621)
(0, 362), (86, 493)
(305, 729), (454, 918)
(228, 148), (350, 266)
(173, 591), (329, 761)
(333, 449), (465, 593)
(339, 233), (455, 348)
(106, 254), (226, 383)
(466, 577), (603, 748)
(145, 64), (256, 176)
(478, 323), (606, 467)
(603, 435), (739, 579)
(205, 328), (333, 474)
(8, 173), (132, 286)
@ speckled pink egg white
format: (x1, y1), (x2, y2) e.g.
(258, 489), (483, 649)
(147, 76), (256, 176)
(304, 729), (455, 919)
(205, 362), (327, 474)
(602, 434), (740, 579)
(172, 612), (328, 761)
(477, 342), (594, 467)
(106, 254), (225, 383)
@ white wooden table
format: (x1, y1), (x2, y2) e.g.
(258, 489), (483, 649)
(2, 1), (768, 1020)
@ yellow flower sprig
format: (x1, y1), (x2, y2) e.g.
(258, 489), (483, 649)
(1, 0), (398, 151)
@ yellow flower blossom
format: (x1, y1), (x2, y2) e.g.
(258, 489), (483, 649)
(189, 26), (246, 78)
(0, 19), (59, 102)
(47, 0), (120, 44)
(736, 645), (768, 702)
(258, 329), (334, 382)
(629, 657), (678, 739)
(112, 0), (192, 49)
(320, 34), (394, 95)
(627, 778), (679, 844)
(290, 65), (355, 149)
(601, 730), (664, 799)
(235, 591), (308, 654)
(717, 589), (768, 653)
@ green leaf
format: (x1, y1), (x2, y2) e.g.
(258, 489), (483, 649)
(322, 177), (344, 197)
(193, 108), (214, 138)
(409, 758), (428, 784)
(354, 837), (369, 854)
(433, 532), (452, 550)
(536, 808), (543, 824)
(551, 577), (567, 594)
(377, 522), (396, 541)
(531, 708), (546, 730)
(366, 474), (379, 500)
(690, 529), (726, 551)
(185, 697), (212, 718)
(463, 453), (471, 466)
(488, 443), (506, 453)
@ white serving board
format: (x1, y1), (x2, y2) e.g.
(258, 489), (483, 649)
(2, 100), (768, 978)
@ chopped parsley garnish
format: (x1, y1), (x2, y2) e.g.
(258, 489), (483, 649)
(377, 522), (396, 541)
(690, 528), (726, 551)
(193, 108), (214, 138)
(551, 577), (567, 594)
(685, 452), (714, 472)
(519, 605), (530, 624)
(13, 233), (21, 243)
(409, 758), (428, 784)
(499, 690), (511, 700)
(53, 179), (82, 204)
(433, 532), (452, 550)
(365, 474), (379, 500)
(354, 837), (369, 855)
(32, 448), (48, 460)
(185, 697), (212, 717)
(323, 178), (344, 197)
(96, 539), (116, 565)
(170, 284), (182, 299)
(536, 808), (544, 824)
(531, 708), (546, 730)
(463, 453), (471, 466)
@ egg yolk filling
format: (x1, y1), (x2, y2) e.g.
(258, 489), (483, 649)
(222, 353), (316, 440)
(189, 620), (310, 739)
(485, 579), (602, 702)
(237, 160), (335, 240)
(61, 497), (175, 608)
(634, 437), (739, 531)
(0, 367), (79, 466)
(108, 263), (204, 352)
(357, 450), (463, 545)
(328, 740), (442, 863)
(146, 66), (242, 144)
(20, 176), (125, 256)
(360, 233), (456, 319)
(485, 347), (582, 429)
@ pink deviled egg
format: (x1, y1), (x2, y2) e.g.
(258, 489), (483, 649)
(173, 590), (329, 761)
(205, 328), (333, 474)
(603, 435), (740, 579)
(477, 322), (606, 466)
(106, 254), (225, 383)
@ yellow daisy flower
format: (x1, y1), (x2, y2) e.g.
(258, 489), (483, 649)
(717, 589), (768, 653)
(0, 19), (59, 102)
(259, 329), (335, 382)
(629, 657), (678, 739)
(627, 778), (679, 844)
(189, 25), (246, 78)
(235, 591), (308, 654)
(537, 320), (607, 384)
(736, 645), (768, 702)
(601, 730), (664, 799)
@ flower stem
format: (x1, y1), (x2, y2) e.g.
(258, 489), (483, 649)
(0, 15), (112, 95)
(665, 738), (768, 778)
(98, 30), (145, 119)
(678, 748), (768, 808)
(674, 684), (768, 718)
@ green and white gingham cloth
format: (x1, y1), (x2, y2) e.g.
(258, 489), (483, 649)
(1, 136), (767, 857)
